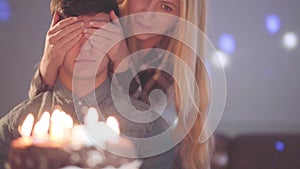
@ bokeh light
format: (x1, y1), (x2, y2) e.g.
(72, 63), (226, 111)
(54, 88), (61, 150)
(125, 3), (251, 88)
(275, 141), (285, 152)
(211, 51), (229, 68)
(218, 34), (236, 54)
(0, 0), (11, 22)
(265, 14), (281, 34)
(282, 32), (298, 50)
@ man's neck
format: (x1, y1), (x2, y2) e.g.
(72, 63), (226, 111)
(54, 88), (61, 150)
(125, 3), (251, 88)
(58, 71), (108, 98)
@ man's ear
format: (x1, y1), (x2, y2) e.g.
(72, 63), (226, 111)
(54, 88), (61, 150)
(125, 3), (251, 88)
(116, 0), (125, 4)
(51, 12), (60, 27)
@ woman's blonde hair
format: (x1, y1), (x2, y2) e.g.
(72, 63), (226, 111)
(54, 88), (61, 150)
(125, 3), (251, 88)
(173, 1), (214, 169)
(118, 0), (214, 168)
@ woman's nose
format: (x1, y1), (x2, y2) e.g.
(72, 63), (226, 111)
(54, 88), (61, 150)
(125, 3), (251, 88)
(141, 3), (156, 19)
(143, 2), (155, 12)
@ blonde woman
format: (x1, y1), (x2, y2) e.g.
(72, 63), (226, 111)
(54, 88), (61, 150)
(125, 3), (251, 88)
(29, 0), (213, 168)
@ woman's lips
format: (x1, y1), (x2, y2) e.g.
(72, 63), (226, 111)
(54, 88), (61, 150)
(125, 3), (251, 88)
(135, 19), (153, 32)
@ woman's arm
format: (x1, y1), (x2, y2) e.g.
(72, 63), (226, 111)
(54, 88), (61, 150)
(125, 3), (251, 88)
(29, 11), (130, 98)
(28, 65), (55, 98)
(28, 13), (93, 98)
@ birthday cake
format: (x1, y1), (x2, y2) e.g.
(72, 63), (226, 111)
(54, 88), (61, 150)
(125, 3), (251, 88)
(5, 109), (142, 169)
(7, 138), (140, 169)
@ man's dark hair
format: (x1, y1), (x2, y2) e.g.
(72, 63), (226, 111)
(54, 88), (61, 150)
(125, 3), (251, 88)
(50, 0), (120, 20)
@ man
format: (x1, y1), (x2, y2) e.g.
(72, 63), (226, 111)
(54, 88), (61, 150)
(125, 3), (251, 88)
(0, 0), (174, 168)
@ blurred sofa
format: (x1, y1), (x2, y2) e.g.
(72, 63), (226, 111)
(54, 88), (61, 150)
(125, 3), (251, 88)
(211, 134), (300, 169)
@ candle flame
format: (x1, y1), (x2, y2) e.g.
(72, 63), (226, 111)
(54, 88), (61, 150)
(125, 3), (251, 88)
(64, 114), (73, 129)
(51, 109), (63, 123)
(41, 111), (50, 123)
(106, 116), (120, 134)
(50, 122), (64, 142)
(18, 113), (34, 137)
(85, 107), (99, 125)
(19, 109), (74, 144)
(33, 112), (50, 138)
(49, 109), (73, 142)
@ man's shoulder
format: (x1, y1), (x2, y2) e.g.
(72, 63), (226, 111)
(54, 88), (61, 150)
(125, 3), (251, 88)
(10, 91), (53, 114)
(0, 91), (54, 128)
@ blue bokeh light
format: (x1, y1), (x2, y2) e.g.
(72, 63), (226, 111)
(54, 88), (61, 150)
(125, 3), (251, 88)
(266, 14), (281, 34)
(218, 34), (236, 54)
(275, 141), (285, 152)
(0, 0), (11, 22)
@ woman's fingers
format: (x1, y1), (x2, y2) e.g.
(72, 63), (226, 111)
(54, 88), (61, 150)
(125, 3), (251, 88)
(50, 12), (60, 27)
(49, 16), (79, 34)
(56, 28), (84, 49)
(84, 28), (112, 40)
(85, 32), (120, 52)
(49, 22), (84, 44)
(59, 33), (83, 53)
(43, 19), (83, 69)
(84, 23), (122, 40)
(109, 10), (119, 21)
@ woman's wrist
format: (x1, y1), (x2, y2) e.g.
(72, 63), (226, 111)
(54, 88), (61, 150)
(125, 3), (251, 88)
(39, 56), (59, 87)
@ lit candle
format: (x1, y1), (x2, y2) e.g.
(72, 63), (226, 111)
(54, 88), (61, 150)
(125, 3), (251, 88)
(63, 114), (73, 129)
(71, 108), (120, 148)
(18, 113), (34, 137)
(51, 109), (63, 124)
(87, 112), (119, 147)
(18, 113), (34, 145)
(71, 125), (93, 149)
(62, 112), (73, 141)
(105, 116), (136, 157)
(91, 121), (119, 146)
(85, 107), (99, 127)
(106, 116), (120, 134)
(32, 112), (50, 141)
(50, 122), (64, 143)
(17, 109), (75, 146)
(50, 109), (71, 143)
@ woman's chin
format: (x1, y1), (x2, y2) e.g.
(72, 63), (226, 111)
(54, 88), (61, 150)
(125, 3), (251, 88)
(134, 33), (161, 42)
